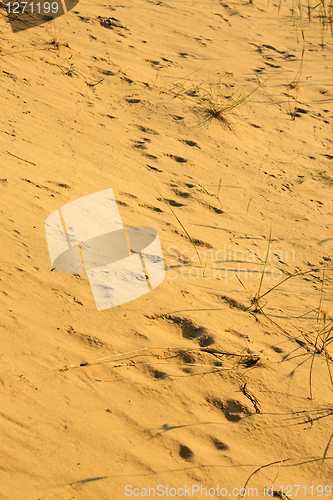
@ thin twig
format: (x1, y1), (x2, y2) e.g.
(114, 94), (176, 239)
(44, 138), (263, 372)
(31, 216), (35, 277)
(240, 459), (290, 499)
(6, 151), (36, 165)
(53, 346), (256, 373)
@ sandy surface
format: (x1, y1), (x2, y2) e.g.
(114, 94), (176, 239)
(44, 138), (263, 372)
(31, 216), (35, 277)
(1, 0), (333, 498)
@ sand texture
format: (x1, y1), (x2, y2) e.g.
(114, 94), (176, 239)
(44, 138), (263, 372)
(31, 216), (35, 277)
(1, 0), (333, 498)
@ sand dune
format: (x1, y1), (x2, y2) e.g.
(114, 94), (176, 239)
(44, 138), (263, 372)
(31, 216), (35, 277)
(1, 0), (333, 498)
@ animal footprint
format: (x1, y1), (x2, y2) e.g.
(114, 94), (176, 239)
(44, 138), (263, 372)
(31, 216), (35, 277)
(139, 204), (163, 213)
(165, 199), (185, 207)
(143, 153), (158, 160)
(179, 445), (194, 460)
(99, 69), (116, 76)
(145, 59), (164, 69)
(207, 397), (251, 422)
(151, 368), (168, 379)
(152, 314), (210, 345)
(206, 204), (223, 214)
(172, 189), (191, 198)
(215, 294), (247, 311)
(135, 124), (159, 135)
(224, 400), (251, 422)
(165, 154), (188, 163)
(126, 98), (141, 104)
(181, 139), (200, 148)
(119, 192), (137, 199)
(211, 437), (229, 450)
(132, 140), (147, 150)
(98, 16), (129, 31)
(147, 165), (163, 172)
(198, 334), (215, 347)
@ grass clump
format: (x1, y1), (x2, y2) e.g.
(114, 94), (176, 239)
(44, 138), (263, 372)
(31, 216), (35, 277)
(276, 0), (333, 46)
(196, 86), (257, 128)
(236, 243), (333, 395)
(286, 30), (305, 119)
(237, 231), (272, 313)
(165, 75), (259, 128)
(307, 267), (333, 397)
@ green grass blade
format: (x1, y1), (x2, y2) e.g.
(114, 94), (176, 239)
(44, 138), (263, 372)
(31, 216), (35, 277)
(158, 191), (204, 272)
(256, 230), (272, 301)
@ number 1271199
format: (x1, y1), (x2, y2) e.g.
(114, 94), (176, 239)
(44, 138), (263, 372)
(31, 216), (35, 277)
(6, 2), (59, 14)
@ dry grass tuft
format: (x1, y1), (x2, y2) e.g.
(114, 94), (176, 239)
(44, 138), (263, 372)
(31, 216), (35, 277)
(163, 75), (259, 128)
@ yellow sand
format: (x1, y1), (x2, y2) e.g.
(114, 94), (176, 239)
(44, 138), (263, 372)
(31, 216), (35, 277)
(1, 0), (333, 498)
